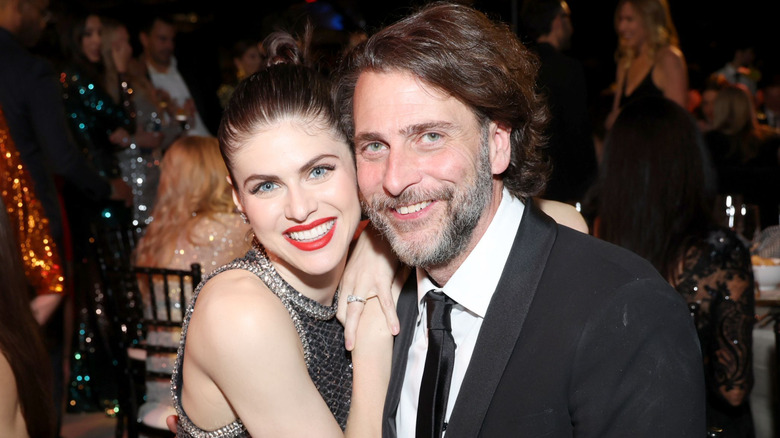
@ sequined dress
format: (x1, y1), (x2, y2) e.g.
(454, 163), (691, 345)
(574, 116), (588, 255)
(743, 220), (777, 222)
(171, 245), (352, 436)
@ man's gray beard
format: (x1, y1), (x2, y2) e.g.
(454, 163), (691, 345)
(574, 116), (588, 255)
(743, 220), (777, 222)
(362, 136), (494, 268)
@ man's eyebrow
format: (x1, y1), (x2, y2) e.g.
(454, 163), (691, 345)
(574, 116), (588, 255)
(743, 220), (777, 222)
(400, 121), (456, 137)
(354, 121), (457, 145)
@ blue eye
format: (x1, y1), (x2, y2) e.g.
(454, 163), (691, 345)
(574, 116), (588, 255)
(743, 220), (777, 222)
(422, 132), (441, 142)
(365, 142), (386, 152)
(250, 181), (278, 194)
(310, 165), (333, 179)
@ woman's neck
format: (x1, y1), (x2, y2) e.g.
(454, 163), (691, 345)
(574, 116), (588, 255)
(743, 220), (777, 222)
(268, 253), (347, 306)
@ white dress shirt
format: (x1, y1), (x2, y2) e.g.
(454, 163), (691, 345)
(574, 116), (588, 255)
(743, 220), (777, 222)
(396, 188), (524, 436)
(147, 57), (212, 137)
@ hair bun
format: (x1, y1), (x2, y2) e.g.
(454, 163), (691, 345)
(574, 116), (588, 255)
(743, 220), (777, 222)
(263, 31), (304, 67)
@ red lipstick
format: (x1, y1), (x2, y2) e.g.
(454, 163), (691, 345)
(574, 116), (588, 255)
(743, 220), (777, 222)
(283, 217), (337, 251)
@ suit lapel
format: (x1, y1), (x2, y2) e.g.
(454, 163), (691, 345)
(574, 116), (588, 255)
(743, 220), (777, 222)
(382, 274), (418, 438)
(446, 200), (558, 437)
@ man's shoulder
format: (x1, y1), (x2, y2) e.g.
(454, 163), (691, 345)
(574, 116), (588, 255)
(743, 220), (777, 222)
(542, 225), (671, 298)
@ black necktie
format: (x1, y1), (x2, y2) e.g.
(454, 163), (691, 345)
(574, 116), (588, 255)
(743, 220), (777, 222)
(416, 290), (456, 438)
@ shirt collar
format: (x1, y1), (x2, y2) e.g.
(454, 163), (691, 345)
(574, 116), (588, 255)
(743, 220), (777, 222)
(417, 188), (524, 318)
(147, 56), (177, 75)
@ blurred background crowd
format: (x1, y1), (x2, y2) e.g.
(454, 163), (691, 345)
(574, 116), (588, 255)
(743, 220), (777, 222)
(1, 0), (779, 437)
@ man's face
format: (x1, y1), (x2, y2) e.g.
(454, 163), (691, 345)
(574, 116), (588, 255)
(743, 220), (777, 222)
(17, 0), (49, 47)
(142, 19), (175, 67)
(352, 71), (505, 269)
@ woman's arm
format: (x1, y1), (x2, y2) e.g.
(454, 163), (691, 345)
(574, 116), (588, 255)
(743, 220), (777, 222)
(185, 270), (392, 437)
(656, 46), (688, 109)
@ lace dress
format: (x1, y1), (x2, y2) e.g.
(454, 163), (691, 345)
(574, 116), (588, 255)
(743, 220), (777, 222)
(674, 227), (755, 437)
(171, 244), (352, 437)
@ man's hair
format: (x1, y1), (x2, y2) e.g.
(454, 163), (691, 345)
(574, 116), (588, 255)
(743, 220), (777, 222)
(335, 2), (549, 200)
(520, 0), (563, 41)
(139, 13), (174, 35)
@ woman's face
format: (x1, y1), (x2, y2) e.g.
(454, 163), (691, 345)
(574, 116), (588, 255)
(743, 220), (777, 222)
(617, 2), (647, 50)
(701, 89), (718, 123)
(236, 46), (262, 77)
(230, 121), (361, 280)
(81, 15), (103, 63)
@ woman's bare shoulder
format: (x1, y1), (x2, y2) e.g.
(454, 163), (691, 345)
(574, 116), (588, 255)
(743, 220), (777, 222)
(189, 270), (294, 348)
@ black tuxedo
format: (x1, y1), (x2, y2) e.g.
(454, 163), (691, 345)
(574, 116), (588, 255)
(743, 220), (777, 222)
(383, 200), (705, 437)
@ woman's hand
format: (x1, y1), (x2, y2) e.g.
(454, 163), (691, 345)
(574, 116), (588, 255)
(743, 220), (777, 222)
(109, 127), (131, 147)
(134, 129), (163, 149)
(338, 221), (403, 350)
(111, 38), (133, 74)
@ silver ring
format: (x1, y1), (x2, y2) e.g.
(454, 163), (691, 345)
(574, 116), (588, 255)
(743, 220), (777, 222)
(346, 295), (367, 304)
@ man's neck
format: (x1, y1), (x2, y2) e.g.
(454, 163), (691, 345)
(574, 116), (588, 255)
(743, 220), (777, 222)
(423, 182), (505, 286)
(145, 54), (170, 74)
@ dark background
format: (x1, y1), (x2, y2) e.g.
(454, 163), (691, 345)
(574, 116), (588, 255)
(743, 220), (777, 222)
(44, 0), (777, 119)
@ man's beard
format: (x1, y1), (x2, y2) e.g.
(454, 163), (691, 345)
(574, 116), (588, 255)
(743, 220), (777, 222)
(362, 135), (494, 268)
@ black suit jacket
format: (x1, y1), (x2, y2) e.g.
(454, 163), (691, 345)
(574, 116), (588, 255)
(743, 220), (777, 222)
(0, 28), (110, 246)
(383, 200), (705, 437)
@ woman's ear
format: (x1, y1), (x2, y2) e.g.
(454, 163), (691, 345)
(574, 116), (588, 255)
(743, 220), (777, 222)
(228, 176), (243, 213)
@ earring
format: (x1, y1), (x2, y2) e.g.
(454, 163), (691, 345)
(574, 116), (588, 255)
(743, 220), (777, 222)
(240, 212), (249, 224)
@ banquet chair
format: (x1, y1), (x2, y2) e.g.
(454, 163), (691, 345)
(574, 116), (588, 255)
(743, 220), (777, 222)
(89, 222), (144, 438)
(130, 263), (202, 438)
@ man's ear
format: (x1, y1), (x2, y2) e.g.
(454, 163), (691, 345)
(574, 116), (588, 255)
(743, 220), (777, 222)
(227, 176), (244, 213)
(488, 121), (511, 175)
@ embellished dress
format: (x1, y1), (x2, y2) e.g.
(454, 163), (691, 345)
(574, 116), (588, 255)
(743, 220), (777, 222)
(674, 227), (755, 437)
(171, 244), (352, 437)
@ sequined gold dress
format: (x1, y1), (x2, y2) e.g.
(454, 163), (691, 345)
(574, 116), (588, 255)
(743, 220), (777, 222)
(171, 244), (353, 436)
(0, 107), (65, 297)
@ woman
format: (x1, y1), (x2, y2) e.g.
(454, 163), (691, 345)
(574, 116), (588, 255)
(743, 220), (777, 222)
(607, 0), (687, 127)
(58, 12), (137, 412)
(171, 32), (394, 436)
(135, 135), (250, 273)
(705, 84), (780, 228)
(217, 39), (263, 109)
(100, 18), (180, 227)
(595, 96), (755, 437)
(0, 198), (56, 438)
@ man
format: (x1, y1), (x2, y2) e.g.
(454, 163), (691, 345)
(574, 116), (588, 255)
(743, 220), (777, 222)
(336, 3), (705, 437)
(521, 0), (596, 204)
(0, 0), (132, 432)
(714, 42), (760, 96)
(138, 14), (217, 137)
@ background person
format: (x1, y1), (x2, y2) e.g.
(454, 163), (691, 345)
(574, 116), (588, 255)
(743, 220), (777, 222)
(593, 96), (755, 437)
(607, 0), (687, 128)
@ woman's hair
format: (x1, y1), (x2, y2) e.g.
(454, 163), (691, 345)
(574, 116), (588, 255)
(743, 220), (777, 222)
(711, 84), (771, 162)
(218, 29), (345, 182)
(135, 136), (235, 267)
(60, 12), (105, 82)
(0, 199), (55, 438)
(596, 96), (716, 281)
(615, 0), (679, 63)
